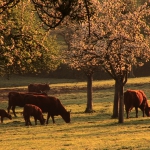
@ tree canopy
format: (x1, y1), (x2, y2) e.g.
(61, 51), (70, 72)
(0, 0), (61, 77)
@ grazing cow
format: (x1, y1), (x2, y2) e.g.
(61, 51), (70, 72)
(28, 83), (50, 93)
(24, 95), (70, 124)
(124, 89), (149, 118)
(23, 104), (45, 126)
(0, 109), (12, 123)
(8, 91), (47, 117)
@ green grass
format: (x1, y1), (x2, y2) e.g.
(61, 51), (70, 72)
(0, 76), (150, 149)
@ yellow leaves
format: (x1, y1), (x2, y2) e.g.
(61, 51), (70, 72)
(26, 59), (32, 64)
(34, 51), (42, 57)
(0, 36), (4, 45)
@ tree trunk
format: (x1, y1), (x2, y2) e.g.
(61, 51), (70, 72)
(85, 74), (94, 113)
(129, 65), (135, 78)
(112, 80), (119, 118)
(118, 79), (124, 123)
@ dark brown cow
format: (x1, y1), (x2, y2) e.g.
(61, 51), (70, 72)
(28, 83), (50, 93)
(0, 109), (12, 123)
(7, 91), (47, 117)
(23, 104), (45, 126)
(24, 95), (70, 124)
(124, 89), (149, 118)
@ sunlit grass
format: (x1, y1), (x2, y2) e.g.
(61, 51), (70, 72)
(0, 76), (150, 149)
(1, 75), (150, 89)
(1, 100), (150, 150)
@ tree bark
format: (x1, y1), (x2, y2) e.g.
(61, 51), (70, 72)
(85, 74), (94, 113)
(112, 80), (119, 118)
(118, 79), (124, 123)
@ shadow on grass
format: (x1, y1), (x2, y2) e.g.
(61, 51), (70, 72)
(70, 109), (150, 127)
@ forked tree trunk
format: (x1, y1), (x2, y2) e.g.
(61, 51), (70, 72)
(112, 79), (125, 122)
(85, 74), (94, 113)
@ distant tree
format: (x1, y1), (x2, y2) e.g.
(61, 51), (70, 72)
(59, 0), (102, 113)
(60, 27), (100, 112)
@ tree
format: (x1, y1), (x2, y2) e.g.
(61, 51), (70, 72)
(62, 0), (150, 123)
(59, 0), (102, 113)
(0, 0), (95, 78)
(61, 25), (101, 113)
(0, 0), (61, 77)
(86, 0), (150, 122)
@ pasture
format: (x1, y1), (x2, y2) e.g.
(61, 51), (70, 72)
(0, 75), (150, 150)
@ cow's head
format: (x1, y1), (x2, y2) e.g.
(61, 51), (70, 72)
(7, 114), (12, 120)
(45, 84), (50, 91)
(62, 111), (71, 123)
(145, 107), (150, 117)
(42, 84), (50, 93)
(40, 115), (46, 125)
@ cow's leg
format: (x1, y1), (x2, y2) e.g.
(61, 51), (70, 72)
(27, 118), (32, 126)
(12, 106), (17, 117)
(25, 120), (28, 126)
(1, 117), (3, 123)
(135, 107), (138, 118)
(46, 113), (50, 124)
(24, 115), (27, 126)
(25, 118), (28, 126)
(51, 116), (55, 124)
(143, 109), (145, 117)
(126, 110), (129, 119)
(25, 116), (32, 126)
(25, 117), (29, 126)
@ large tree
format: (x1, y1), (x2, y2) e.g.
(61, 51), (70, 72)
(62, 0), (150, 122)
(0, 0), (95, 77)
(88, 0), (150, 122)
(0, 1), (60, 77)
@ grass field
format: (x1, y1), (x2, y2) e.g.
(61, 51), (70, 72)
(0, 75), (150, 150)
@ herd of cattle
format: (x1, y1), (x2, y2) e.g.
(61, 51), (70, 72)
(0, 83), (149, 125)
(0, 83), (70, 125)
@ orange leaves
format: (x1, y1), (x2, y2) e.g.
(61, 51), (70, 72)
(63, 0), (150, 76)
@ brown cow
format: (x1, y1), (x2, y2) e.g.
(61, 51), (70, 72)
(24, 95), (70, 124)
(8, 91), (47, 117)
(23, 104), (45, 126)
(124, 89), (149, 118)
(28, 83), (50, 93)
(0, 109), (12, 123)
